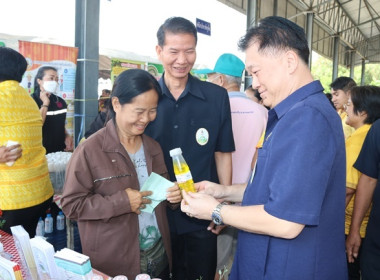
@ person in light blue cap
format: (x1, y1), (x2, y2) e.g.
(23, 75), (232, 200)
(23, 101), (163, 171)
(196, 53), (268, 279)
(195, 53), (245, 78)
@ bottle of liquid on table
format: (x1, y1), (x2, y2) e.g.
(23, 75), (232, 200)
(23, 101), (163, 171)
(169, 148), (196, 192)
(56, 211), (65, 231)
(36, 217), (45, 236)
(44, 213), (53, 234)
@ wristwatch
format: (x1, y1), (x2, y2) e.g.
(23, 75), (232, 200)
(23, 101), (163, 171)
(211, 203), (226, 225)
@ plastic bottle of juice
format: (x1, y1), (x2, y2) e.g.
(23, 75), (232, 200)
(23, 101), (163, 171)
(169, 148), (196, 192)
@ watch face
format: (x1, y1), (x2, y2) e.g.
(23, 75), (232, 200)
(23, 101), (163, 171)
(212, 213), (222, 225)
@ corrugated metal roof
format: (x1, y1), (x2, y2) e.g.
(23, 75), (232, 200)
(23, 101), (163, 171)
(218, 0), (380, 66)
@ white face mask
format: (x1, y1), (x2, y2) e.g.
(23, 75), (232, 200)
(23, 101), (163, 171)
(43, 81), (58, 93)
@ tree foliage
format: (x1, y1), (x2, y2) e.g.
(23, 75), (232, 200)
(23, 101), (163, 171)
(311, 53), (380, 92)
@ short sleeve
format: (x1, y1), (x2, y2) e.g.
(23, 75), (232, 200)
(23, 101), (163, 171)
(215, 90), (235, 153)
(354, 121), (380, 179)
(264, 107), (338, 225)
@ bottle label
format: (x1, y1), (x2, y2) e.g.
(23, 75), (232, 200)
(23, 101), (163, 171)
(175, 171), (192, 183)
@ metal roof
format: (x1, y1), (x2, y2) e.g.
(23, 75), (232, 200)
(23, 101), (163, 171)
(218, 0), (380, 66)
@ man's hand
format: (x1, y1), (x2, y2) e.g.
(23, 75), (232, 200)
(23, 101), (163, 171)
(346, 230), (362, 263)
(125, 188), (152, 214)
(207, 222), (227, 235)
(195, 180), (225, 199)
(181, 190), (219, 220)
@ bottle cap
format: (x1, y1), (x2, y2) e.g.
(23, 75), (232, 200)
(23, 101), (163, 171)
(113, 276), (128, 280)
(47, 213), (52, 217)
(135, 274), (150, 280)
(169, 147), (182, 157)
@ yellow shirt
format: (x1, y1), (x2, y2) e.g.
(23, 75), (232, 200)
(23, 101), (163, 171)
(345, 124), (372, 237)
(339, 110), (355, 139)
(0, 81), (53, 210)
(256, 131), (265, 149)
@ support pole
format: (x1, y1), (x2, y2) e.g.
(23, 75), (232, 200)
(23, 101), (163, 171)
(332, 35), (339, 82)
(245, 0), (259, 89)
(74, 0), (100, 145)
(350, 51), (355, 79)
(306, 11), (314, 68)
(360, 59), (366, 85)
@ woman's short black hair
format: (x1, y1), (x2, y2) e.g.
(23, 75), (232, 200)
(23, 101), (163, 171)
(108, 69), (162, 119)
(350, 86), (380, 124)
(0, 47), (27, 82)
(238, 16), (309, 65)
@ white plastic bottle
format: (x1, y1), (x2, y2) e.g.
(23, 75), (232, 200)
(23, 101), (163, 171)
(44, 213), (54, 234)
(113, 276), (128, 280)
(135, 274), (150, 280)
(36, 217), (45, 236)
(56, 211), (65, 231)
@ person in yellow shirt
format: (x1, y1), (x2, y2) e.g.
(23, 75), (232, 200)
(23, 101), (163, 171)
(0, 47), (53, 237)
(344, 85), (380, 280)
(330, 77), (357, 139)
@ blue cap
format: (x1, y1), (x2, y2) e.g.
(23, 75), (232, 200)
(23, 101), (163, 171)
(194, 53), (245, 77)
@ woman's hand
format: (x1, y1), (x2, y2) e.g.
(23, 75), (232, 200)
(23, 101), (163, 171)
(125, 188), (152, 214)
(64, 134), (74, 152)
(39, 90), (50, 107)
(346, 230), (362, 263)
(166, 183), (182, 204)
(0, 144), (22, 164)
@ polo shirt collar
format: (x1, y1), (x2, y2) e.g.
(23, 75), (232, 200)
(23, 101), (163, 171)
(159, 73), (206, 100)
(228, 91), (249, 99)
(273, 80), (324, 119)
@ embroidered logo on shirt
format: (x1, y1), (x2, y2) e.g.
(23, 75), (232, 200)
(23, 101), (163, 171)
(196, 128), (209, 146)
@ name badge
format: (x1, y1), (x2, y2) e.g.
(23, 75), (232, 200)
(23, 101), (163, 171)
(196, 128), (209, 146)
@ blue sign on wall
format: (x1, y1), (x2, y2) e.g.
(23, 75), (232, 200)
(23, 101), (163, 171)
(196, 18), (211, 36)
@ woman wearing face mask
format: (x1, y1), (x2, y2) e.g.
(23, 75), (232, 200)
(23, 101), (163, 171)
(31, 66), (73, 154)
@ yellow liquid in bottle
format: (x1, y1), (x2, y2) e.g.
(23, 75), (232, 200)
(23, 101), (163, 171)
(173, 163), (196, 192)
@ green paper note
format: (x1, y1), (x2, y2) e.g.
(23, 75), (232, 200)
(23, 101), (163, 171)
(140, 172), (174, 213)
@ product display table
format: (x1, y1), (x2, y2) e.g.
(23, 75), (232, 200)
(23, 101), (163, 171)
(0, 229), (27, 279)
(0, 230), (110, 279)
